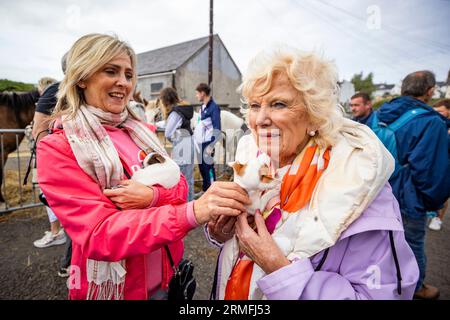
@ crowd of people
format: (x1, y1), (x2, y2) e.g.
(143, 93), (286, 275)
(28, 33), (448, 300)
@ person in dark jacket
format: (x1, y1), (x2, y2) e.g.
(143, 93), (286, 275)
(377, 70), (449, 299)
(31, 52), (73, 277)
(428, 99), (450, 231)
(350, 92), (374, 125)
(193, 83), (221, 192)
(160, 87), (195, 201)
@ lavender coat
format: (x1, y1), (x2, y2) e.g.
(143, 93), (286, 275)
(213, 184), (420, 300)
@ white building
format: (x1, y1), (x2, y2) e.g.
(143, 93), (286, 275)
(338, 80), (355, 105)
(390, 81), (402, 96)
(373, 83), (395, 98)
(136, 34), (242, 111)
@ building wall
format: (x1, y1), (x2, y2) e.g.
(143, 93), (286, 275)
(136, 74), (173, 101)
(176, 40), (242, 111)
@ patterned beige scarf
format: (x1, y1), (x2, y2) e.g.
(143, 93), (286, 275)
(62, 104), (168, 300)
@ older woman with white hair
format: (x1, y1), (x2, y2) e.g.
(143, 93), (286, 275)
(36, 33), (249, 300)
(207, 47), (419, 300)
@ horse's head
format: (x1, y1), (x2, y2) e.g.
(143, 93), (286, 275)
(144, 99), (163, 125)
(133, 90), (145, 105)
(0, 90), (40, 129)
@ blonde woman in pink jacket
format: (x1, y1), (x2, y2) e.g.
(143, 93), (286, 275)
(37, 33), (249, 300)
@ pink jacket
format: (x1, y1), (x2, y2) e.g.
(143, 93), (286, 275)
(37, 127), (197, 300)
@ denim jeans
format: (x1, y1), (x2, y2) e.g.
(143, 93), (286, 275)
(171, 135), (195, 201)
(60, 231), (72, 269)
(402, 213), (427, 291)
(197, 142), (216, 192)
(179, 163), (194, 202)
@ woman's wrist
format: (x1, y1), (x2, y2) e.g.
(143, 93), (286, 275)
(262, 256), (291, 274)
(186, 201), (201, 227)
(193, 200), (206, 225)
(146, 186), (158, 208)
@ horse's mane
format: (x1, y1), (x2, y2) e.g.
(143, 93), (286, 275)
(0, 90), (40, 111)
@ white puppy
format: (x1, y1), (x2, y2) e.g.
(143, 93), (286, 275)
(132, 152), (180, 189)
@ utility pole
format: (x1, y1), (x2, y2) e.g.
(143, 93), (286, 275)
(208, 0), (213, 87)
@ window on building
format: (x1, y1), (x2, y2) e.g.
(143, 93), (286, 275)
(150, 82), (163, 95)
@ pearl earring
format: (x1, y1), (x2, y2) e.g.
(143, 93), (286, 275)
(308, 130), (316, 137)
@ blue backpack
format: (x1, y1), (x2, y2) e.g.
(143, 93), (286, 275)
(369, 108), (429, 179)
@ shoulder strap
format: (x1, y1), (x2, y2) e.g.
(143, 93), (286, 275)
(389, 108), (428, 132)
(23, 128), (51, 185)
(122, 166), (131, 179)
(164, 245), (175, 269)
(314, 248), (330, 271)
(389, 230), (402, 295)
(209, 248), (222, 300)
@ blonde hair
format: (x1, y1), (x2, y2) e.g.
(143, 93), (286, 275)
(53, 33), (137, 119)
(37, 77), (57, 94)
(239, 46), (344, 148)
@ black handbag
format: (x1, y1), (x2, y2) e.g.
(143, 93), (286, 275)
(164, 246), (196, 301)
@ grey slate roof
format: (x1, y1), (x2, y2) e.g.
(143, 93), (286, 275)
(137, 35), (217, 76)
(375, 83), (395, 90)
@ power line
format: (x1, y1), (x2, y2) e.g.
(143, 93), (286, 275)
(293, 0), (409, 75)
(297, 0), (448, 78)
(316, 0), (450, 53)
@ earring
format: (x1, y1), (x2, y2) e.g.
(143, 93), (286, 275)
(308, 130), (316, 137)
(78, 83), (86, 89)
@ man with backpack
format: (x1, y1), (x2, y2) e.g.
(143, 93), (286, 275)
(373, 70), (449, 300)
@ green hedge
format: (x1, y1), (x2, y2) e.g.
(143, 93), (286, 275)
(0, 79), (35, 92)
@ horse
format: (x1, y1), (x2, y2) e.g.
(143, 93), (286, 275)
(0, 90), (40, 202)
(144, 98), (164, 125)
(133, 90), (148, 106)
(190, 109), (249, 165)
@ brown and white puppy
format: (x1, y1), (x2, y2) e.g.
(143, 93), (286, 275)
(229, 153), (280, 215)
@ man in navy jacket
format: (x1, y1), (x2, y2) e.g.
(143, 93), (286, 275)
(377, 70), (449, 299)
(193, 83), (221, 192)
(350, 91), (374, 125)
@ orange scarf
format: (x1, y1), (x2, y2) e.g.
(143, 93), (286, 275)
(280, 142), (331, 213)
(224, 141), (331, 300)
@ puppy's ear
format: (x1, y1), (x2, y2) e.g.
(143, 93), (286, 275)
(261, 175), (274, 184)
(229, 161), (246, 176)
(259, 164), (273, 183)
(145, 153), (165, 166)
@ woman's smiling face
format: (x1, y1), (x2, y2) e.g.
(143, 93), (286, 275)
(248, 71), (312, 168)
(80, 52), (134, 114)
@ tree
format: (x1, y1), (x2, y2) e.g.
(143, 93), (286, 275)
(351, 72), (376, 97)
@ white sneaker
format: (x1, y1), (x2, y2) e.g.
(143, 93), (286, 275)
(33, 229), (66, 248)
(57, 267), (70, 278)
(429, 217), (442, 231)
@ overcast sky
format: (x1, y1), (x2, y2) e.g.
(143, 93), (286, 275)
(1, 0), (449, 85)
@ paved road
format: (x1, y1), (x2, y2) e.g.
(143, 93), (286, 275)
(423, 208), (450, 299)
(0, 205), (448, 300)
